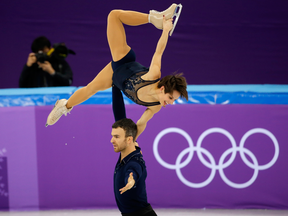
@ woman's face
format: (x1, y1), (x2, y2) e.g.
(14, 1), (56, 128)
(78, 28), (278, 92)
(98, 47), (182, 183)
(160, 87), (181, 107)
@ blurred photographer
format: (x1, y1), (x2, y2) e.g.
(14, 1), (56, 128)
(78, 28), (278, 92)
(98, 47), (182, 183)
(19, 36), (73, 88)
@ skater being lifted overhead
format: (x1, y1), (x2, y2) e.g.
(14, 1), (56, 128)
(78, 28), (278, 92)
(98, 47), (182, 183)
(46, 3), (188, 140)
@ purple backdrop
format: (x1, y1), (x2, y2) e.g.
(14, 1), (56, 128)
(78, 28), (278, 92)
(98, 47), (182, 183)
(1, 104), (288, 210)
(0, 107), (39, 210)
(1, 0), (288, 89)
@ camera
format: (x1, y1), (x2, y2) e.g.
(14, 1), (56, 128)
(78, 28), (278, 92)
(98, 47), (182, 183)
(35, 43), (75, 63)
(35, 52), (48, 63)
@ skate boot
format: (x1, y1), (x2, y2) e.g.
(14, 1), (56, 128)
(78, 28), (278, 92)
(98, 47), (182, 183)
(45, 99), (73, 126)
(149, 3), (183, 36)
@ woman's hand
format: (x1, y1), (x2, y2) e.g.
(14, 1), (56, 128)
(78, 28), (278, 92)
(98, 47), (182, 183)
(162, 16), (173, 33)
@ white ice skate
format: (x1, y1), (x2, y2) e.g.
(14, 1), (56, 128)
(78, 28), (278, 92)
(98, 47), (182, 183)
(149, 3), (183, 36)
(45, 99), (72, 127)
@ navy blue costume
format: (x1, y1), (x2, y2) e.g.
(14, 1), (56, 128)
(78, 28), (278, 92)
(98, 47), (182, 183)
(114, 147), (157, 216)
(111, 49), (160, 121)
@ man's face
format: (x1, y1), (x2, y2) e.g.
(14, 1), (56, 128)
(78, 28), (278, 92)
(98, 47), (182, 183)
(42, 46), (50, 53)
(37, 46), (50, 54)
(111, 127), (128, 153)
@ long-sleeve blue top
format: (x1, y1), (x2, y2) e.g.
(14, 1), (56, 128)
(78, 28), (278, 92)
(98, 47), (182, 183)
(114, 147), (149, 214)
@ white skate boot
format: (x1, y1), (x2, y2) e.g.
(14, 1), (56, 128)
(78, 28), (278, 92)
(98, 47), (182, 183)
(149, 3), (183, 36)
(46, 99), (72, 126)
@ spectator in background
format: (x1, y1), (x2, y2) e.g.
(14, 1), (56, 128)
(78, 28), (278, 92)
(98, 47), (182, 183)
(19, 36), (73, 88)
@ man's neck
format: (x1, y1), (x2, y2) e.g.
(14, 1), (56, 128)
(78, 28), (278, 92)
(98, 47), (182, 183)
(120, 146), (136, 161)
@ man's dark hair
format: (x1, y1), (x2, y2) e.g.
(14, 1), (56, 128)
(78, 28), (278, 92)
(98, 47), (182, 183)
(31, 36), (51, 53)
(157, 73), (188, 101)
(112, 118), (137, 142)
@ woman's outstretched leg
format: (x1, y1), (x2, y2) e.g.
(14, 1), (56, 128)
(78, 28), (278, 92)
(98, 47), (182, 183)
(66, 62), (113, 108)
(46, 62), (113, 126)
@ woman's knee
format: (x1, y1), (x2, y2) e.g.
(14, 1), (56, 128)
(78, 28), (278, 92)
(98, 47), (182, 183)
(108, 9), (123, 20)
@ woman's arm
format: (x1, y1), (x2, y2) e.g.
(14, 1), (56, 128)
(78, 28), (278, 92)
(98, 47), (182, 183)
(145, 17), (174, 80)
(136, 105), (161, 140)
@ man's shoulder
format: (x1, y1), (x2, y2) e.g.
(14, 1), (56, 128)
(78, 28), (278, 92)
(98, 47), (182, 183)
(129, 153), (146, 167)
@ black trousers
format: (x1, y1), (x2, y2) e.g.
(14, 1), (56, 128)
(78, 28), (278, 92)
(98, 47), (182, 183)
(122, 205), (157, 216)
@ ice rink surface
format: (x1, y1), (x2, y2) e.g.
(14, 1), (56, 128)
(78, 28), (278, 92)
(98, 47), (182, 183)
(0, 209), (288, 216)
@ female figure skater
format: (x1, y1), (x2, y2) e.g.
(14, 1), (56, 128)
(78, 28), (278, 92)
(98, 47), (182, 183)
(46, 3), (188, 140)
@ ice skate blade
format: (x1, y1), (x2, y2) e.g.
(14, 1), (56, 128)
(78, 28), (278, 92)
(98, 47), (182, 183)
(170, 4), (183, 36)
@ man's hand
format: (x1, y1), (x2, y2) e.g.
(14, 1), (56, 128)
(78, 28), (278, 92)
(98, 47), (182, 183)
(37, 61), (55, 75)
(26, 53), (37, 67)
(119, 172), (135, 194)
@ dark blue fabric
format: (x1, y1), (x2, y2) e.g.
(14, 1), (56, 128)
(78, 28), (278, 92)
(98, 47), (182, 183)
(111, 49), (136, 121)
(112, 61), (149, 92)
(122, 204), (157, 216)
(112, 85), (126, 121)
(114, 147), (149, 214)
(111, 48), (150, 121)
(122, 72), (160, 107)
(112, 49), (149, 92)
(112, 48), (159, 108)
(111, 49), (136, 72)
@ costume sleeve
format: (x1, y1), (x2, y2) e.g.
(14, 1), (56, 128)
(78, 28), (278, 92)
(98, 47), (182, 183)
(19, 64), (37, 88)
(125, 161), (143, 188)
(112, 85), (126, 121)
(51, 60), (73, 86)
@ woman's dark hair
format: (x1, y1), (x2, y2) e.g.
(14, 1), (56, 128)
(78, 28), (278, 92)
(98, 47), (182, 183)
(112, 118), (137, 142)
(157, 73), (188, 101)
(31, 36), (51, 53)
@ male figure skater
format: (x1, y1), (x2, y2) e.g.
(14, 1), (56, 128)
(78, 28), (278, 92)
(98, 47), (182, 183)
(111, 118), (157, 216)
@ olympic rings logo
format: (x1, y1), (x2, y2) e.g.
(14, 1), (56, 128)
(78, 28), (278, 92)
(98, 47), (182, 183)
(153, 127), (279, 188)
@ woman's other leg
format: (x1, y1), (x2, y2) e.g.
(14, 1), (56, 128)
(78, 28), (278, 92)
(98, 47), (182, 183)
(46, 61), (113, 126)
(66, 62), (113, 108)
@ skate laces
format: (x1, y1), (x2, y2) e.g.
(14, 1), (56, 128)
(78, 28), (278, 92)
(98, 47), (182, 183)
(150, 4), (177, 15)
(51, 100), (71, 121)
(59, 105), (72, 117)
